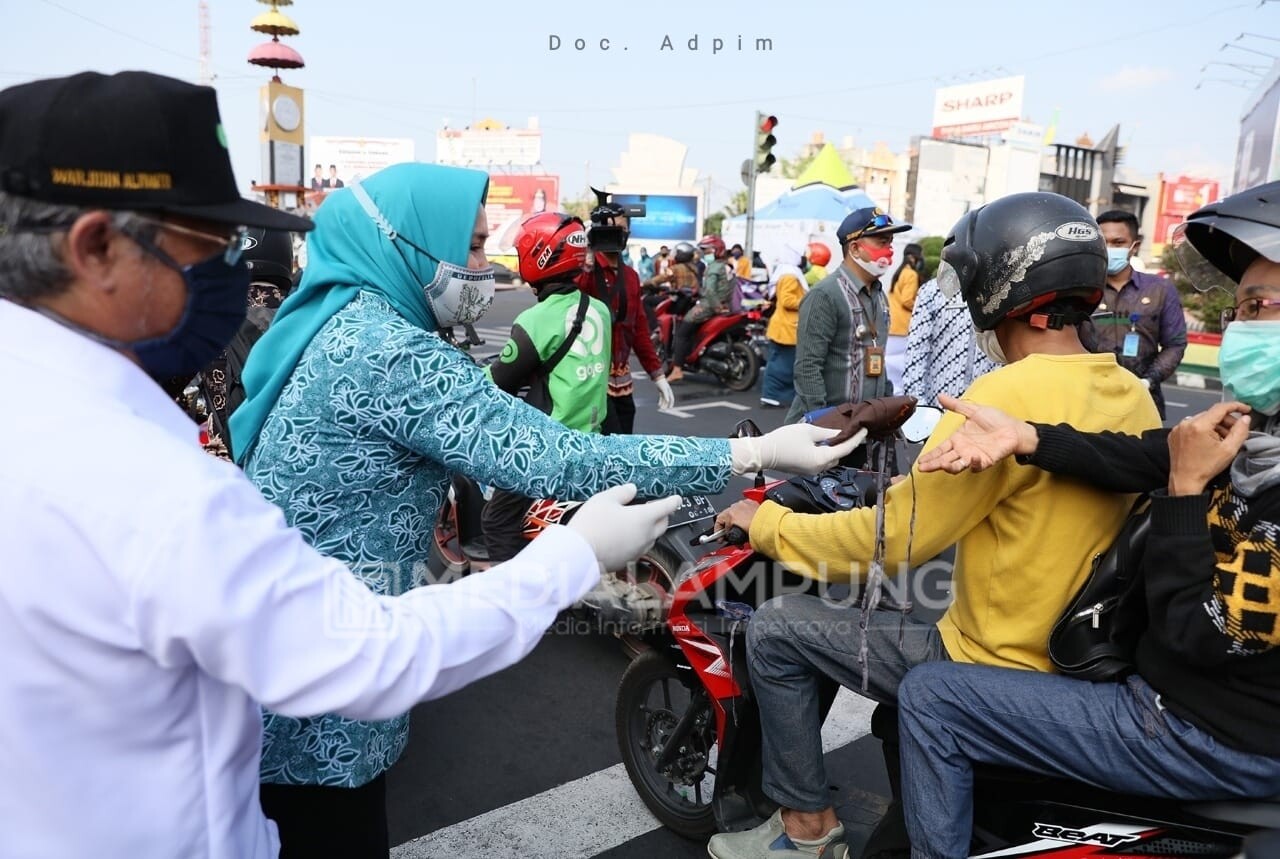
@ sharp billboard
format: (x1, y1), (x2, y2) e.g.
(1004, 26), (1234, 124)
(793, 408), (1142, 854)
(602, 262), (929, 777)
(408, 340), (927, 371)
(932, 76), (1026, 139)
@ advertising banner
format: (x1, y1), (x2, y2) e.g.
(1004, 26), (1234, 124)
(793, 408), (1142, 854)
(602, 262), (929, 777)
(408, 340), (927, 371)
(307, 136), (415, 191)
(611, 193), (700, 243)
(1235, 71), (1280, 192)
(484, 174), (560, 255)
(436, 119), (543, 167)
(1153, 176), (1221, 254)
(932, 76), (1026, 139)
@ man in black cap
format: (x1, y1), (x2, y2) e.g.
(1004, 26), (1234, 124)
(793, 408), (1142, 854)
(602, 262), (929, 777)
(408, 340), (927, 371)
(0, 71), (673, 858)
(786, 207), (911, 427)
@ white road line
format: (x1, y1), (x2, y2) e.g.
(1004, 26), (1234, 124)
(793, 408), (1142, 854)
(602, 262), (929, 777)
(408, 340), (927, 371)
(661, 401), (753, 419)
(390, 689), (877, 858)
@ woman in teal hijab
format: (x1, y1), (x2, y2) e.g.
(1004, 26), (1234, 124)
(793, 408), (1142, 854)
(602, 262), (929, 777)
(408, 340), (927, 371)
(235, 163), (725, 853)
(236, 163), (851, 854)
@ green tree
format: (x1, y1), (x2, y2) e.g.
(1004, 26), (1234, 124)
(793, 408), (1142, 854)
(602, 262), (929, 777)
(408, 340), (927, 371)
(703, 212), (726, 236)
(723, 189), (749, 217)
(778, 151), (818, 181)
(919, 236), (944, 280)
(562, 195), (593, 221)
(1159, 243), (1235, 333)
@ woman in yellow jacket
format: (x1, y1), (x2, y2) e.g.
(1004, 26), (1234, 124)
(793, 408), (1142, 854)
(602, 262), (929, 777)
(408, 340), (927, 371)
(759, 245), (809, 407)
(886, 242), (924, 393)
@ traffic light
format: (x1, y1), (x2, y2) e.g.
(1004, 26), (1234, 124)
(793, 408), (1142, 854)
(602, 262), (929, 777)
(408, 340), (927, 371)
(755, 112), (778, 173)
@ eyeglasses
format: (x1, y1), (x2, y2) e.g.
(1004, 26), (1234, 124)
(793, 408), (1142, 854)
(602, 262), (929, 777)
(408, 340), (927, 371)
(1221, 297), (1280, 329)
(135, 217), (248, 266)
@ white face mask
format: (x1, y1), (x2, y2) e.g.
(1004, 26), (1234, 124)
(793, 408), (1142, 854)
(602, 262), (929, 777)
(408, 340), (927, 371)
(423, 259), (495, 327)
(975, 328), (1007, 365)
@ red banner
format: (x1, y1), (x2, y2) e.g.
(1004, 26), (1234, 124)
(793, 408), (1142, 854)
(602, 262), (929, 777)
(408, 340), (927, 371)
(484, 175), (560, 255)
(1153, 176), (1220, 252)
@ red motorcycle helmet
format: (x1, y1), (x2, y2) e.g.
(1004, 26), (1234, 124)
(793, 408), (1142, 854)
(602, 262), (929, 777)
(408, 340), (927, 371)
(807, 241), (832, 267)
(513, 212), (590, 285)
(697, 234), (727, 258)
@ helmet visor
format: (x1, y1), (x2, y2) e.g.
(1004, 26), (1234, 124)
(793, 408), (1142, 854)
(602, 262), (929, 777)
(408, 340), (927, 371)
(937, 259), (963, 299)
(1171, 223), (1234, 293)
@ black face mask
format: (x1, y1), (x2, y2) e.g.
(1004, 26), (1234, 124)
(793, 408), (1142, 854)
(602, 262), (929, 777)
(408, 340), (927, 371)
(33, 239), (250, 381)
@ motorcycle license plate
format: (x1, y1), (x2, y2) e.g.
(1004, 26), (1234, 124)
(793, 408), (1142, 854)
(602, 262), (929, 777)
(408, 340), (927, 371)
(665, 494), (717, 529)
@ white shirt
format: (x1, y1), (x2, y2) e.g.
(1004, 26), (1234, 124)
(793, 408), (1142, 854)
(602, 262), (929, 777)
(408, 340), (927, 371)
(0, 300), (597, 858)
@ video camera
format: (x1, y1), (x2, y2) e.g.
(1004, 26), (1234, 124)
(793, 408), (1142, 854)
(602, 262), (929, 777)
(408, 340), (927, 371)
(587, 186), (645, 253)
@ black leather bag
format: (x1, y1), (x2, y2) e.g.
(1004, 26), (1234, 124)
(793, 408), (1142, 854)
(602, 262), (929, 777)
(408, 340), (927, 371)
(1048, 498), (1151, 681)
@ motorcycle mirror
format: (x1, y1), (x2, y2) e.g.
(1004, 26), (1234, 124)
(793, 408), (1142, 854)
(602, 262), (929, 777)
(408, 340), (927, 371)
(900, 406), (944, 444)
(731, 419), (763, 439)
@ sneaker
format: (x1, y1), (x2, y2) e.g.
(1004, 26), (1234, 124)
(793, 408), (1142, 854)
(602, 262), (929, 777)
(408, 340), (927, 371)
(759, 398), (782, 408)
(706, 809), (848, 858)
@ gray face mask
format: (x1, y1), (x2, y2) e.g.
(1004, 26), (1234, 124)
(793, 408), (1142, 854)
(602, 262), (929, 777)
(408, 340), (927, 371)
(349, 182), (496, 327)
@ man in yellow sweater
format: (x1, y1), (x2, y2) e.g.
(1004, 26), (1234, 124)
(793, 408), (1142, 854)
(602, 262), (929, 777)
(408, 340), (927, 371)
(706, 192), (1162, 859)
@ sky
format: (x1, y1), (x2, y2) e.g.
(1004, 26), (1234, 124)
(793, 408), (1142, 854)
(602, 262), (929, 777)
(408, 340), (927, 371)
(3, 0), (1277, 214)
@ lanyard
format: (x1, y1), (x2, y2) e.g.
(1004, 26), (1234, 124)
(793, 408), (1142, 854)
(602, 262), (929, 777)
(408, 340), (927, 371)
(838, 269), (881, 342)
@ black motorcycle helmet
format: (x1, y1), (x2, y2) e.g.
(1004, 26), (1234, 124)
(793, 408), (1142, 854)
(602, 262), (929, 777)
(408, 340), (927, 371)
(242, 227), (295, 292)
(938, 192), (1106, 331)
(1178, 180), (1280, 285)
(673, 242), (697, 264)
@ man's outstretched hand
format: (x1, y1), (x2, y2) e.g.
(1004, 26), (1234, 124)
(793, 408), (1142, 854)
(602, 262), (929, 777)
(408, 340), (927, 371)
(915, 394), (1038, 474)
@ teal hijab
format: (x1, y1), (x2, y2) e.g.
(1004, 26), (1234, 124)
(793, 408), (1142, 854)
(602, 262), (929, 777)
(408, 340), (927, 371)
(229, 162), (489, 463)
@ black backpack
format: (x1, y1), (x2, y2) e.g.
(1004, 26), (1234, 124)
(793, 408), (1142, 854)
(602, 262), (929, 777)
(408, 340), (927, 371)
(1048, 497), (1152, 681)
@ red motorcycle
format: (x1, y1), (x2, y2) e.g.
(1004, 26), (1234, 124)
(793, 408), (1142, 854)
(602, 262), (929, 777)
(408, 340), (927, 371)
(650, 287), (760, 392)
(615, 407), (1279, 856)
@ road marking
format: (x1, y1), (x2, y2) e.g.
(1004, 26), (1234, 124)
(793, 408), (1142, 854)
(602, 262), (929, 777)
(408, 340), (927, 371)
(661, 401), (753, 419)
(390, 689), (876, 858)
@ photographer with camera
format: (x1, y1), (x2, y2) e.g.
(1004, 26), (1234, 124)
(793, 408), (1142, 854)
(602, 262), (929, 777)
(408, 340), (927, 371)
(574, 190), (675, 433)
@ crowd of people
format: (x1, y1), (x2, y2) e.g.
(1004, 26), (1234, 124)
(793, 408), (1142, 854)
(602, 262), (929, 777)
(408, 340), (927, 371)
(3, 69), (1279, 859)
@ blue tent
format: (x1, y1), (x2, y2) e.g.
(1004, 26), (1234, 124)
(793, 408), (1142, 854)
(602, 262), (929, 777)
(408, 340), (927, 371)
(722, 183), (879, 268)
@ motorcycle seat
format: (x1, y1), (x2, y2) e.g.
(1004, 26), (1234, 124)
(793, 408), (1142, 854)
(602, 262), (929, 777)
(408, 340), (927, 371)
(1183, 797), (1280, 829)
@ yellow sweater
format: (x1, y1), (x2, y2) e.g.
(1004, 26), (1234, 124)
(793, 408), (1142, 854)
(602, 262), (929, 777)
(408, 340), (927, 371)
(749, 353), (1162, 672)
(888, 267), (919, 336)
(765, 274), (807, 346)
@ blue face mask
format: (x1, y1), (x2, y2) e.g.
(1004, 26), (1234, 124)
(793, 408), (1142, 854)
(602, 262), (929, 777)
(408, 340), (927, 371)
(1220, 320), (1280, 415)
(1106, 246), (1132, 276)
(702, 253), (714, 265)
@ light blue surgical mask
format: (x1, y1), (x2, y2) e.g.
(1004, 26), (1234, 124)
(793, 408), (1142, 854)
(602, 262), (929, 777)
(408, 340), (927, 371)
(702, 253), (714, 265)
(1106, 246), (1132, 276)
(1220, 320), (1280, 415)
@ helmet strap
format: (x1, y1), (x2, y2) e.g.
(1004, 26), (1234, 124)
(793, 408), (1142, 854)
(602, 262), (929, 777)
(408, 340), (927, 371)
(1023, 309), (1091, 330)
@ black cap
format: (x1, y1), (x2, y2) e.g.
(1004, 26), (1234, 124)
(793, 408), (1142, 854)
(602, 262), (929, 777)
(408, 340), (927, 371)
(837, 206), (911, 245)
(0, 71), (312, 232)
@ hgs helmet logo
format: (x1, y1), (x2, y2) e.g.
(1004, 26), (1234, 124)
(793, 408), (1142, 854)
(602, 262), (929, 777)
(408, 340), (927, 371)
(1055, 222), (1099, 242)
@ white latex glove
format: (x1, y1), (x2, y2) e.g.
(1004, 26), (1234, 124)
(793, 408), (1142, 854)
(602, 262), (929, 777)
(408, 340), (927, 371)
(1142, 378), (1152, 390)
(567, 484), (683, 573)
(654, 377), (676, 411)
(728, 424), (868, 476)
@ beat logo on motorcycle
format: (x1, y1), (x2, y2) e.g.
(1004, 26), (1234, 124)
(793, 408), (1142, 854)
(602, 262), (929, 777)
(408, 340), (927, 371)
(1030, 822), (1142, 848)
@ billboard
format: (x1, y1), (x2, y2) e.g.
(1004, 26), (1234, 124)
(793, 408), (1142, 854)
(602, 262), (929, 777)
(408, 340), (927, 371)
(437, 119), (542, 167)
(1152, 176), (1221, 254)
(610, 193), (700, 243)
(307, 137), (415, 190)
(484, 174), (560, 255)
(1234, 66), (1280, 192)
(932, 76), (1026, 139)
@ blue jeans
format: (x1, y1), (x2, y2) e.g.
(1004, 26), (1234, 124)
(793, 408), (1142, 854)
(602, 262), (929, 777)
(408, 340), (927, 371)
(760, 342), (796, 403)
(898, 662), (1280, 859)
(748, 594), (948, 812)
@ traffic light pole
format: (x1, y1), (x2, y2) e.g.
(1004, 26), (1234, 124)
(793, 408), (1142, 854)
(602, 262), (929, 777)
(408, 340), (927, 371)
(744, 110), (763, 272)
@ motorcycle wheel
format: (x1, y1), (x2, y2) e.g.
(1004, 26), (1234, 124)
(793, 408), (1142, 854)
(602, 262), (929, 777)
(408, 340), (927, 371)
(616, 649), (718, 839)
(427, 508), (470, 580)
(617, 543), (683, 657)
(720, 340), (760, 393)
